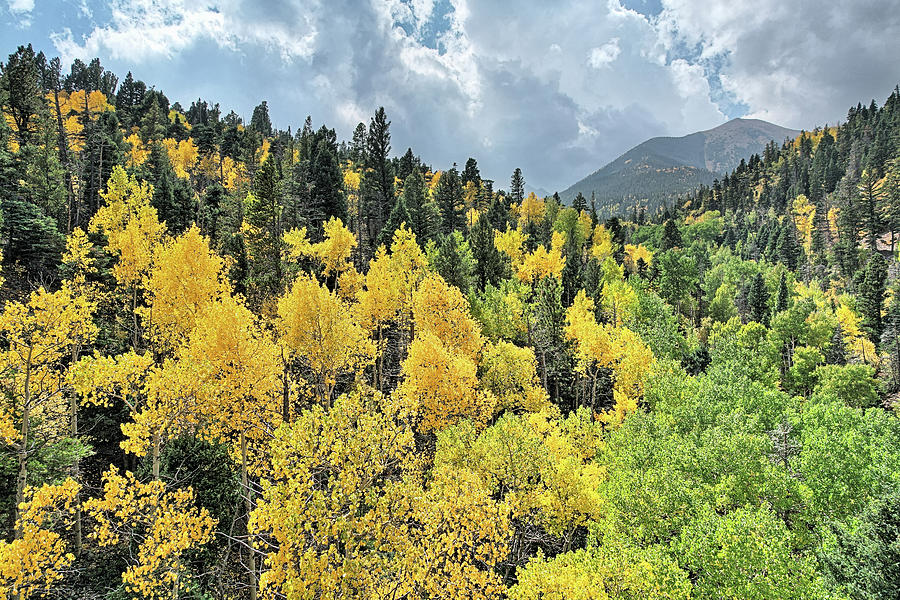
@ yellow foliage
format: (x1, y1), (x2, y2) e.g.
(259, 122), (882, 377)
(84, 468), (216, 600)
(278, 275), (375, 405)
(623, 243), (652, 273)
(518, 192), (546, 226)
(412, 273), (484, 359)
(495, 226), (527, 272)
(399, 332), (489, 432)
(251, 390), (508, 599)
(0, 285), (97, 449)
(564, 291), (655, 423)
(126, 132), (149, 168)
(161, 137), (198, 179)
(480, 340), (550, 412)
(356, 225), (429, 333)
(600, 279), (638, 326)
(591, 225), (614, 263)
(284, 217), (357, 277)
(0, 479), (80, 600)
(90, 166), (166, 291)
(140, 226), (229, 352)
(793, 195), (815, 253)
(836, 302), (879, 366)
(517, 231), (566, 284)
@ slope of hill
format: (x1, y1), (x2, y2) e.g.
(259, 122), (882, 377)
(560, 118), (800, 215)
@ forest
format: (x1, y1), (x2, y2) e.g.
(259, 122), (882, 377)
(1, 42), (900, 599)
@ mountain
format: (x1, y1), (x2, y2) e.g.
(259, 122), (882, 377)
(559, 118), (800, 216)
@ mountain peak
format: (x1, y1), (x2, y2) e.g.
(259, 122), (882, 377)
(559, 118), (800, 216)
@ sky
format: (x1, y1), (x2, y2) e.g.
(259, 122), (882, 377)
(2, 0), (899, 192)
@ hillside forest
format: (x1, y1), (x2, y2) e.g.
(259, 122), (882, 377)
(1, 44), (900, 599)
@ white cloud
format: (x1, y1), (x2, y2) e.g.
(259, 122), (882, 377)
(7, 0), (33, 13)
(588, 38), (621, 69)
(655, 0), (900, 128)
(51, 0), (317, 65)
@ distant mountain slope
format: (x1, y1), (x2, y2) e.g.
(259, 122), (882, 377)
(560, 118), (800, 216)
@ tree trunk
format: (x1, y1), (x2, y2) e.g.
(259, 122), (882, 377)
(152, 431), (161, 480)
(15, 348), (33, 536)
(241, 433), (257, 600)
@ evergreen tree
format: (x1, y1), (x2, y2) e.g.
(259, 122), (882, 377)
(470, 213), (506, 290)
(747, 272), (770, 326)
(435, 166), (465, 235)
(661, 218), (682, 251)
(399, 170), (439, 244)
(510, 168), (525, 205)
(826, 325), (848, 366)
(244, 156), (284, 301)
(145, 142), (195, 234)
(572, 192), (587, 214)
(859, 252), (888, 341)
(776, 272), (790, 313)
(431, 231), (475, 294)
(462, 158), (481, 188)
(250, 100), (273, 137)
(777, 222), (801, 271)
(309, 135), (346, 224)
(362, 107), (394, 252)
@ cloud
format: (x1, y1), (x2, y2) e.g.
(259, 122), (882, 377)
(655, 0), (900, 128)
(8, 0), (33, 12)
(589, 38), (621, 68)
(50, 0), (318, 65)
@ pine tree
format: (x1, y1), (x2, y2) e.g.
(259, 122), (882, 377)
(747, 272), (770, 326)
(470, 213), (506, 290)
(362, 107), (394, 252)
(510, 168), (525, 205)
(250, 100), (273, 137)
(244, 156), (284, 301)
(859, 252), (888, 341)
(572, 192), (587, 214)
(661, 219), (682, 251)
(462, 158), (481, 188)
(309, 136), (346, 224)
(435, 166), (465, 235)
(776, 272), (790, 313)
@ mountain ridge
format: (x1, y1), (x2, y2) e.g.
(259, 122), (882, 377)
(559, 118), (801, 215)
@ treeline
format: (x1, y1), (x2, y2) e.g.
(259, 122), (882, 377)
(1, 42), (900, 600)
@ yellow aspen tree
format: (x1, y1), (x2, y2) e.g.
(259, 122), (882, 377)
(0, 285), (96, 523)
(590, 225), (614, 263)
(0, 479), (80, 599)
(61, 227), (103, 555)
(396, 465), (511, 600)
(518, 192), (546, 227)
(399, 273), (494, 431)
(564, 291), (654, 421)
(479, 340), (550, 413)
(623, 243), (653, 274)
(161, 137), (199, 179)
(792, 194), (816, 253)
(89, 166), (166, 350)
(495, 226), (527, 273)
(599, 279), (638, 327)
(251, 390), (510, 600)
(160, 295), (281, 600)
(517, 231), (566, 284)
(139, 225), (229, 353)
(250, 391), (415, 599)
(277, 275), (374, 406)
(435, 409), (604, 564)
(412, 273), (483, 359)
(399, 332), (487, 432)
(84, 468), (216, 600)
